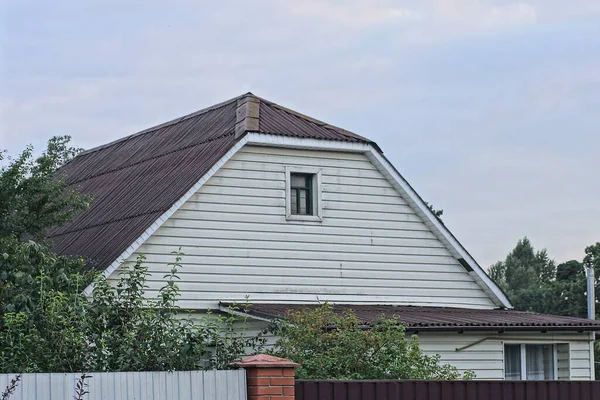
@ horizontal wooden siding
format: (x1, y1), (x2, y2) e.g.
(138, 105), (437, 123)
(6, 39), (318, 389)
(114, 145), (497, 309)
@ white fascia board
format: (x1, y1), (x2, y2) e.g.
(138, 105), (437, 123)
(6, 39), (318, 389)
(85, 132), (511, 309)
(245, 132), (371, 152)
(82, 135), (251, 296)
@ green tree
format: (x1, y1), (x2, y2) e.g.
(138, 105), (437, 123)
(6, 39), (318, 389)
(0, 251), (265, 373)
(490, 239), (600, 378)
(270, 304), (473, 380)
(0, 136), (88, 240)
(488, 237), (557, 312)
(0, 137), (92, 314)
(425, 202), (443, 218)
(0, 139), (263, 373)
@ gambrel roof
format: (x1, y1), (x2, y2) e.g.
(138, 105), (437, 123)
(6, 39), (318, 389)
(50, 93), (512, 308)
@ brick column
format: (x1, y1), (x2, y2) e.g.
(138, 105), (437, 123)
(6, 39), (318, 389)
(234, 354), (300, 400)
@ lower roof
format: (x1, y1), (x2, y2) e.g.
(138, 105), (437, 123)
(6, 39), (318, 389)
(221, 303), (600, 333)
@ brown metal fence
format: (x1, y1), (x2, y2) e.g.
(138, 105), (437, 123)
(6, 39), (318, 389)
(296, 380), (600, 400)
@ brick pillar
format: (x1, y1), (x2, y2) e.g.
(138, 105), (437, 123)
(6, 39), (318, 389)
(234, 354), (300, 400)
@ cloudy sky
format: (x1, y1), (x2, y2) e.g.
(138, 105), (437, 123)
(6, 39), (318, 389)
(1, 0), (598, 268)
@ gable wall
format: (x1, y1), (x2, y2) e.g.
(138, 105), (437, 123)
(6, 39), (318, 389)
(416, 331), (594, 380)
(111, 145), (496, 309)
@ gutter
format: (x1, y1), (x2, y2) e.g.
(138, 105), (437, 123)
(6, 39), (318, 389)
(455, 336), (595, 352)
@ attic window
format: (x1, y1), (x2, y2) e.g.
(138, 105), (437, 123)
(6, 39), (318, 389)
(290, 173), (313, 215)
(285, 167), (322, 222)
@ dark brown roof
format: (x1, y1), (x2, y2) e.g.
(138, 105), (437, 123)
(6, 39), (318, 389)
(50, 93), (373, 269)
(222, 303), (600, 333)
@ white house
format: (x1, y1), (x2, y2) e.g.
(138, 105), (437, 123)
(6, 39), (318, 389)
(51, 93), (599, 380)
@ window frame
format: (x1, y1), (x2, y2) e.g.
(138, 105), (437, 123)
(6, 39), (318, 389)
(285, 166), (322, 222)
(503, 343), (559, 380)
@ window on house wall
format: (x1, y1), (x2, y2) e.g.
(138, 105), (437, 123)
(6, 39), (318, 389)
(290, 173), (313, 215)
(285, 167), (322, 221)
(504, 344), (556, 380)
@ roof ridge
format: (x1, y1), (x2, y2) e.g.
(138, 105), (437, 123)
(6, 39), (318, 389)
(76, 93), (250, 158)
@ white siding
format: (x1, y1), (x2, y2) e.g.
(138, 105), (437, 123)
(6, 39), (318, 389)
(0, 370), (246, 400)
(234, 318), (594, 380)
(417, 331), (594, 380)
(111, 145), (495, 309)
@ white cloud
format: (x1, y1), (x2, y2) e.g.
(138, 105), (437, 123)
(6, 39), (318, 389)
(486, 3), (537, 26)
(435, 1), (537, 30)
(278, 0), (421, 27)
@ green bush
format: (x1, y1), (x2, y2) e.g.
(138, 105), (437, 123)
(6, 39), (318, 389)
(0, 250), (266, 373)
(270, 304), (474, 380)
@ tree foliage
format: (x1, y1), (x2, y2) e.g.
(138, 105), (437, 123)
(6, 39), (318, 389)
(425, 202), (443, 218)
(0, 136), (88, 241)
(489, 237), (599, 318)
(489, 238), (558, 314)
(270, 304), (474, 380)
(0, 138), (264, 373)
(0, 251), (265, 373)
(1, 136), (92, 314)
(490, 238), (600, 378)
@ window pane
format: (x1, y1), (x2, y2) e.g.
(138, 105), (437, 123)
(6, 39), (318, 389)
(291, 174), (307, 188)
(299, 189), (307, 214)
(289, 173), (314, 216)
(291, 189), (298, 215)
(505, 345), (521, 380)
(526, 345), (554, 380)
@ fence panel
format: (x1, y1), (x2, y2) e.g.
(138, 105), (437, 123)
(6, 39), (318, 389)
(296, 380), (600, 400)
(0, 370), (246, 400)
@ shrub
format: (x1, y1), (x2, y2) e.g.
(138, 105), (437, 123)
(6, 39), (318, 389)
(270, 304), (474, 380)
(0, 250), (266, 373)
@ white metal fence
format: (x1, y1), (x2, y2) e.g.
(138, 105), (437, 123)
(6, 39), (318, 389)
(0, 370), (246, 400)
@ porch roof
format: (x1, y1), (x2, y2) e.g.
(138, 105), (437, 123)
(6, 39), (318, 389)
(220, 303), (600, 333)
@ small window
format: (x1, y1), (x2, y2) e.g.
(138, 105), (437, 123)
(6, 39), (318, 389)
(504, 344), (556, 380)
(290, 173), (313, 215)
(285, 167), (322, 221)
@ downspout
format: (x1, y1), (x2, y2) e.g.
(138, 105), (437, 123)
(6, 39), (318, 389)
(587, 265), (596, 380)
(587, 266), (595, 322)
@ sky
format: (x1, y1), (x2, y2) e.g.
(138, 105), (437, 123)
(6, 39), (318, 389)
(1, 0), (598, 268)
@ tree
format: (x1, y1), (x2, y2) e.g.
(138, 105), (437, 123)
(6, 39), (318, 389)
(425, 202), (443, 218)
(490, 239), (600, 378)
(0, 138), (264, 373)
(489, 238), (599, 318)
(0, 251), (265, 373)
(269, 304), (473, 380)
(1, 136), (92, 314)
(489, 238), (557, 313)
(0, 136), (88, 241)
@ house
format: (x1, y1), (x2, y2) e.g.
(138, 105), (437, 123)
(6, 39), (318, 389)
(51, 93), (600, 380)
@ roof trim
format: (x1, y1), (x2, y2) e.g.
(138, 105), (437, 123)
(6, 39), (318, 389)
(83, 133), (511, 309)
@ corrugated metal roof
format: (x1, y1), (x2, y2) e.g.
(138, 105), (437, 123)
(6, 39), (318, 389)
(258, 100), (369, 142)
(50, 93), (371, 269)
(223, 303), (600, 332)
